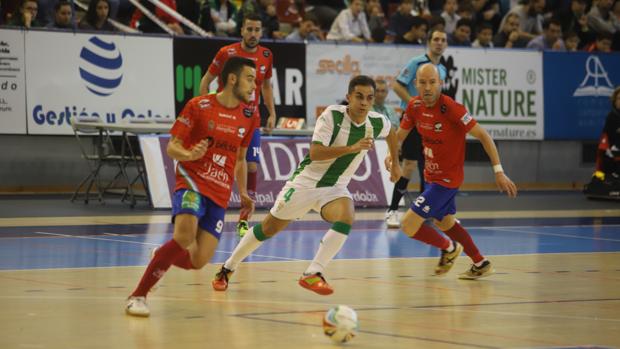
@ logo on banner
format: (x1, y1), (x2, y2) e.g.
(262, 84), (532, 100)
(79, 36), (123, 97)
(573, 56), (615, 97)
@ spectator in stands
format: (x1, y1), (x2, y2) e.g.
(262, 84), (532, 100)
(372, 79), (399, 128)
(326, 0), (372, 42)
(208, 0), (237, 36)
(556, 0), (594, 49)
(261, 0), (286, 38)
(411, 0), (430, 17)
(587, 0), (620, 35)
(527, 17), (566, 49)
(306, 0), (343, 31)
(6, 0), (42, 28)
(501, 0), (546, 41)
(494, 11), (531, 47)
(131, 0), (184, 34)
(448, 18), (473, 46)
(613, 0), (620, 22)
(395, 15), (428, 44)
(441, 0), (461, 34)
(386, 0), (415, 42)
(366, 0), (386, 42)
(472, 0), (501, 33)
(79, 0), (116, 31)
(472, 21), (494, 47)
(285, 12), (323, 40)
(585, 31), (614, 51)
(47, 0), (72, 29)
(457, 0), (475, 21)
(564, 30), (581, 50)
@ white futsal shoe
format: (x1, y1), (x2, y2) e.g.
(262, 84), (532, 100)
(126, 296), (150, 317)
(385, 210), (400, 228)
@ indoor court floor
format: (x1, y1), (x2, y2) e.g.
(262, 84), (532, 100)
(0, 191), (619, 349)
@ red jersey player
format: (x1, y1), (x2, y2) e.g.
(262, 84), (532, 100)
(126, 57), (259, 317)
(199, 13), (277, 238)
(392, 63), (517, 279)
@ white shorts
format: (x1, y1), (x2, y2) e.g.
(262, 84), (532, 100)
(269, 182), (352, 220)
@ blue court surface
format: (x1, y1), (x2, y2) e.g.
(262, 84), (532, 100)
(1, 216), (619, 271)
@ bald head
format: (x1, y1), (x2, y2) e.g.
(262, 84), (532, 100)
(415, 63), (442, 106)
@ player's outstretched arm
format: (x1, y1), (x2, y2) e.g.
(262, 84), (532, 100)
(468, 124), (518, 198)
(309, 138), (374, 161)
(385, 128), (402, 182)
(235, 146), (255, 215)
(261, 78), (277, 133)
(167, 136), (209, 162)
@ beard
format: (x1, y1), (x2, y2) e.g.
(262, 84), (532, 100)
(244, 38), (258, 48)
(233, 81), (250, 103)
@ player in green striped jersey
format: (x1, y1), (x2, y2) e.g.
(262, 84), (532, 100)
(212, 75), (402, 295)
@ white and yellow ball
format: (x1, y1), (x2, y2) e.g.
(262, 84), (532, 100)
(322, 305), (359, 343)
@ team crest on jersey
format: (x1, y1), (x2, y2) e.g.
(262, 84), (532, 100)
(440, 104), (447, 114)
(238, 127), (246, 138)
(243, 105), (256, 118)
(262, 49), (270, 57)
(461, 113), (473, 125)
(434, 122), (443, 133)
(198, 98), (211, 109)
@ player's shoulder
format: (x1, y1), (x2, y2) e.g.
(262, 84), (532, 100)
(367, 110), (388, 123)
(187, 94), (216, 110)
(219, 42), (240, 55)
(439, 94), (464, 110)
(409, 53), (431, 66)
(406, 96), (424, 110)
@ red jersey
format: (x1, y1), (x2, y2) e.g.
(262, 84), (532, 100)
(207, 42), (273, 107)
(400, 94), (477, 188)
(170, 94), (259, 208)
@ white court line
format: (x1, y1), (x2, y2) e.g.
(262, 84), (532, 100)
(478, 227), (620, 242)
(419, 306), (620, 323)
(32, 231), (303, 262)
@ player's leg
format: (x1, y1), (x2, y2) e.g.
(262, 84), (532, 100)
(299, 196), (354, 295)
(435, 214), (495, 279)
(126, 190), (203, 316)
(237, 128), (261, 238)
(386, 129), (421, 228)
(187, 197), (226, 269)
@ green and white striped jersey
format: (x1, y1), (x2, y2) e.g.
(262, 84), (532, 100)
(290, 105), (391, 188)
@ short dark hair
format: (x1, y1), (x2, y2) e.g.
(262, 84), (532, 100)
(243, 13), (262, 26)
(477, 22), (493, 34)
(348, 75), (376, 94)
(543, 17), (562, 30)
(455, 18), (473, 29)
(54, 0), (71, 11)
(427, 28), (446, 43)
(411, 16), (428, 29)
(302, 13), (319, 25)
(220, 56), (256, 87)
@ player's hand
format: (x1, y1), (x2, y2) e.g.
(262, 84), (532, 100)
(384, 156), (392, 170)
(495, 172), (517, 198)
(351, 137), (374, 153)
(187, 139), (209, 161)
(239, 193), (255, 218)
(389, 162), (402, 183)
(508, 31), (519, 43)
(265, 114), (276, 134)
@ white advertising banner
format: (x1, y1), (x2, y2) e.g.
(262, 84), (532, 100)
(25, 31), (175, 135)
(306, 43), (424, 126)
(0, 29), (27, 134)
(444, 48), (544, 140)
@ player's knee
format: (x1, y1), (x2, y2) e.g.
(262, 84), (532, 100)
(173, 232), (195, 248)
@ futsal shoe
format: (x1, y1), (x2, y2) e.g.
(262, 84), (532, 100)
(236, 220), (249, 238)
(126, 296), (150, 317)
(385, 210), (400, 228)
(298, 272), (334, 295)
(212, 265), (234, 291)
(434, 241), (463, 275)
(458, 260), (495, 280)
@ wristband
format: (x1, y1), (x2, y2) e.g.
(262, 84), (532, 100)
(493, 164), (504, 174)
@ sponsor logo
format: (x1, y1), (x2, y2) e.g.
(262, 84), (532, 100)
(79, 36), (123, 97)
(422, 112), (433, 118)
(573, 55), (615, 97)
(352, 190), (379, 203)
(316, 55), (360, 75)
(418, 122), (434, 131)
(226, 48), (236, 55)
(243, 106), (255, 118)
(460, 113), (473, 125)
(260, 65), (266, 75)
(198, 98), (211, 109)
(412, 100), (423, 108)
(422, 205), (430, 213)
(213, 139), (237, 152)
(434, 122), (442, 133)
(216, 124), (237, 134)
(238, 127), (246, 138)
(181, 190), (200, 211)
(198, 163), (230, 189)
(177, 116), (191, 127)
(218, 112), (236, 120)
(212, 153), (227, 167)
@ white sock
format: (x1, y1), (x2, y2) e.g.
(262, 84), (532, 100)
(445, 240), (454, 252)
(304, 229), (348, 275)
(474, 259), (487, 268)
(224, 226), (264, 271)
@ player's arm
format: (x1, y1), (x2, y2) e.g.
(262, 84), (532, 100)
(261, 78), (277, 132)
(166, 136), (209, 162)
(309, 140), (374, 161)
(385, 128), (402, 182)
(235, 146), (255, 212)
(199, 71), (217, 96)
(468, 124), (518, 197)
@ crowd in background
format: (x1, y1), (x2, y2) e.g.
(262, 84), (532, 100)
(1, 0), (619, 51)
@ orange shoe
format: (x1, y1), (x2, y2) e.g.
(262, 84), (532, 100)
(212, 265), (234, 291)
(298, 272), (334, 295)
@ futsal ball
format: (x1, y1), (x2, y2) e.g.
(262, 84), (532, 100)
(322, 305), (359, 343)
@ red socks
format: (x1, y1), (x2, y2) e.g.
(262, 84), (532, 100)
(240, 170), (257, 221)
(443, 223), (484, 263)
(131, 239), (186, 297)
(411, 224), (450, 250)
(172, 250), (194, 270)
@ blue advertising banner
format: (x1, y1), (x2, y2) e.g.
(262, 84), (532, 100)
(543, 51), (620, 140)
